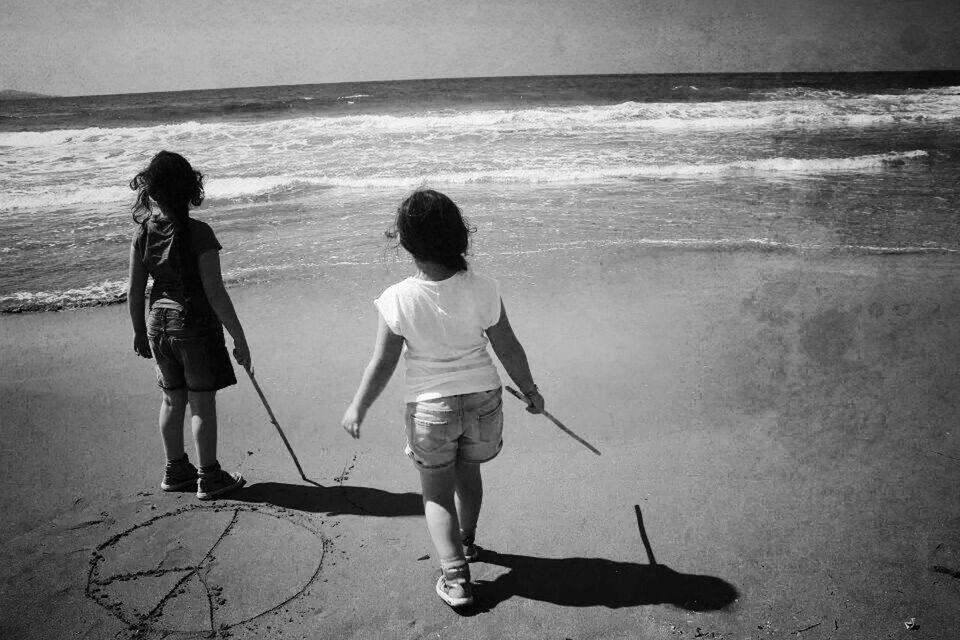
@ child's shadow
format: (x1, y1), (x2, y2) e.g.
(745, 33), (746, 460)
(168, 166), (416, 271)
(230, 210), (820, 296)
(471, 549), (738, 613)
(233, 481), (423, 518)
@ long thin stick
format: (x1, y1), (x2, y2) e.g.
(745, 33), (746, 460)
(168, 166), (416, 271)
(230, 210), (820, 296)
(243, 366), (318, 485)
(634, 504), (657, 565)
(504, 386), (601, 456)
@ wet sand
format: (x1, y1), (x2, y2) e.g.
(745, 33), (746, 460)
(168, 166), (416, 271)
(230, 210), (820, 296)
(1, 247), (958, 639)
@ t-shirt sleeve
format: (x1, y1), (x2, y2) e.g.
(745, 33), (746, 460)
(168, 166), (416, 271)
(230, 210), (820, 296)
(131, 225), (145, 256)
(374, 285), (404, 336)
(190, 220), (222, 256)
(480, 275), (503, 329)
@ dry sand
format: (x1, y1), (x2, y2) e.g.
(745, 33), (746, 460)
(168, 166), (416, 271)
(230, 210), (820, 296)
(1, 246), (958, 639)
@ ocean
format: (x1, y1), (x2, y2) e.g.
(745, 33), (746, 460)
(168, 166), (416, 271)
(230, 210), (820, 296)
(1, 72), (959, 313)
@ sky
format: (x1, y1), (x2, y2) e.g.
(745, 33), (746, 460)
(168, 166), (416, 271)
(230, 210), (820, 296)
(1, 0), (959, 96)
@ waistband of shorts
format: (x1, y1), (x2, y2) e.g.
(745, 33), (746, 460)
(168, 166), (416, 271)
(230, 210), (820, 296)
(147, 306), (219, 332)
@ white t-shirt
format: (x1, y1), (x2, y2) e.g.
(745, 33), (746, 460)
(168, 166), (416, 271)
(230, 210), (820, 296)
(375, 270), (503, 402)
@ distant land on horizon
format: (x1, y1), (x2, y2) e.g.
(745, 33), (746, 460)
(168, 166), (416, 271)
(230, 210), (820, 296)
(0, 89), (54, 100)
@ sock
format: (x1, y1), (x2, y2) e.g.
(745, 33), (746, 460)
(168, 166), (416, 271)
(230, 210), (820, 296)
(439, 557), (467, 573)
(166, 453), (189, 467)
(199, 461), (221, 475)
(460, 529), (476, 546)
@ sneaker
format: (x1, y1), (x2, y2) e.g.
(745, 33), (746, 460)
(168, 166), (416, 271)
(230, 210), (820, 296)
(435, 564), (473, 608)
(461, 533), (479, 562)
(197, 468), (246, 500)
(160, 454), (199, 491)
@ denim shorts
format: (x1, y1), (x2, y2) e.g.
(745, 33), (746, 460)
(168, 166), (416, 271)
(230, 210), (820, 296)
(146, 307), (236, 392)
(404, 387), (504, 471)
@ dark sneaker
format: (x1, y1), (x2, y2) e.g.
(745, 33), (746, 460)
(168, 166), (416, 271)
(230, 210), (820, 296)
(160, 455), (199, 491)
(197, 469), (246, 500)
(435, 564), (473, 608)
(461, 534), (478, 562)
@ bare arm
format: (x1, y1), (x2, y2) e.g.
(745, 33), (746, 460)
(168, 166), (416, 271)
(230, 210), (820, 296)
(197, 249), (250, 369)
(342, 316), (405, 438)
(127, 242), (151, 358)
(486, 300), (544, 413)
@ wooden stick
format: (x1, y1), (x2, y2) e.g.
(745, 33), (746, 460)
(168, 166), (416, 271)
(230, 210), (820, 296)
(243, 366), (319, 486)
(634, 504), (657, 565)
(504, 386), (601, 456)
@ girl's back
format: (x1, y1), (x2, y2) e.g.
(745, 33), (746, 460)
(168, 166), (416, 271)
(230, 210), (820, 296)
(376, 270), (502, 401)
(134, 215), (220, 314)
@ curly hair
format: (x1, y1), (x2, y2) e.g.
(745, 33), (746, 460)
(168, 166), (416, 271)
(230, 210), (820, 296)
(386, 188), (473, 272)
(129, 150), (204, 225)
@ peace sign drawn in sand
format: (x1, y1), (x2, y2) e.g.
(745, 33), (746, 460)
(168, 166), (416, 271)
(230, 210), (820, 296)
(85, 504), (325, 637)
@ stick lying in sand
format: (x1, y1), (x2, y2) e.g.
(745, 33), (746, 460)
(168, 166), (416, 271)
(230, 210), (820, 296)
(504, 385), (601, 455)
(243, 364), (320, 486)
(634, 504), (657, 565)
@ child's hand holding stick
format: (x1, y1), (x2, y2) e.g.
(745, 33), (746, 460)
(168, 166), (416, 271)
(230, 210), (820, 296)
(505, 386), (601, 456)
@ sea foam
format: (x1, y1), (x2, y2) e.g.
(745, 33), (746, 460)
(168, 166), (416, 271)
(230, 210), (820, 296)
(0, 150), (931, 210)
(2, 87), (959, 150)
(4, 235), (956, 314)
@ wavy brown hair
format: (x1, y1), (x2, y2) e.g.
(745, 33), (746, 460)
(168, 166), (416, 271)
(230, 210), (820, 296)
(386, 188), (473, 271)
(129, 150), (204, 227)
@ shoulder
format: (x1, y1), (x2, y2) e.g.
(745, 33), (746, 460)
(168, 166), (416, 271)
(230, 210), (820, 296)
(188, 217), (222, 250)
(131, 219), (153, 248)
(462, 270), (500, 295)
(375, 279), (415, 334)
(376, 278), (425, 313)
(378, 278), (415, 301)
(462, 271), (502, 326)
(188, 217), (216, 236)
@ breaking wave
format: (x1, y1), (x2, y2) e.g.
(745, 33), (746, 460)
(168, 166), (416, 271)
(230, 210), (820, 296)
(0, 150), (930, 210)
(2, 86), (959, 150)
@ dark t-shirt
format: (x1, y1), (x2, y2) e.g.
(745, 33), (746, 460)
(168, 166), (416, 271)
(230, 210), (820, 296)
(132, 215), (222, 316)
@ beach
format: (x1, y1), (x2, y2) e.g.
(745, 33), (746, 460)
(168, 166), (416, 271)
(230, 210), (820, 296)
(2, 71), (959, 638)
(2, 244), (958, 639)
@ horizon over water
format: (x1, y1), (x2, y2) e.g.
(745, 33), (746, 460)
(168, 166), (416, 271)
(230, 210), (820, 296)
(2, 71), (960, 313)
(6, 69), (960, 99)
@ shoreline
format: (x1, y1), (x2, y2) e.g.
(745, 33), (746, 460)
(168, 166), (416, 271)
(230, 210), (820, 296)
(2, 247), (958, 638)
(4, 241), (960, 315)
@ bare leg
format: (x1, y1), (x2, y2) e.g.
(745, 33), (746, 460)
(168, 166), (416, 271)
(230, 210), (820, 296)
(454, 461), (483, 540)
(159, 389), (188, 461)
(188, 390), (218, 469)
(419, 466), (464, 568)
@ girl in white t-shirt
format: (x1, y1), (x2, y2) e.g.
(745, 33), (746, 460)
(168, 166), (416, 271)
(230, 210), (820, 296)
(341, 188), (544, 609)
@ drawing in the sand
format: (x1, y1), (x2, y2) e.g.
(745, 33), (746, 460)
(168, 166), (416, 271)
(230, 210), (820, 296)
(85, 505), (324, 636)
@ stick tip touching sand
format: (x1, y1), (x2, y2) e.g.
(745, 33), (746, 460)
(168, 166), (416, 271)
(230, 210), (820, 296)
(243, 366), (320, 485)
(505, 385), (601, 455)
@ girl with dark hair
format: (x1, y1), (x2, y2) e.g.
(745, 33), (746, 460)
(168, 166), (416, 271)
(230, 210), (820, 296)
(341, 188), (545, 608)
(127, 151), (249, 500)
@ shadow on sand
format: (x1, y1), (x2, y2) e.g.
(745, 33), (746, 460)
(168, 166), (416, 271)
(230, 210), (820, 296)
(465, 548), (738, 614)
(233, 481), (423, 517)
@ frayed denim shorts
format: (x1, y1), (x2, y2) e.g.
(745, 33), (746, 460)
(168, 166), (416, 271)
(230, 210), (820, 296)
(146, 307), (236, 392)
(404, 387), (503, 471)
